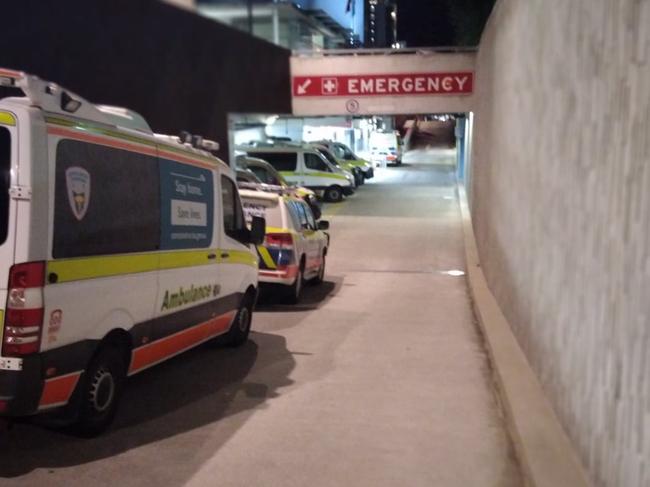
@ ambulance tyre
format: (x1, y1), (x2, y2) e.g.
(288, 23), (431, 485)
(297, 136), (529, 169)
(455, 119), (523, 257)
(285, 259), (305, 304)
(324, 185), (343, 203)
(225, 292), (254, 347)
(312, 251), (326, 285)
(74, 344), (126, 437)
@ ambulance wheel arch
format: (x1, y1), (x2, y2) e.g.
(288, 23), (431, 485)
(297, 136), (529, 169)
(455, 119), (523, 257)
(224, 285), (257, 347)
(324, 185), (343, 202)
(74, 339), (129, 436)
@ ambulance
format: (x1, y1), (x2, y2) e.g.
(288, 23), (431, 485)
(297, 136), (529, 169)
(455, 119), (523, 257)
(238, 145), (355, 203)
(0, 68), (265, 435)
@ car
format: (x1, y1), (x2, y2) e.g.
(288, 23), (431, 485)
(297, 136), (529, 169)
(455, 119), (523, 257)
(314, 140), (374, 180)
(0, 68), (265, 435)
(237, 145), (355, 203)
(235, 154), (322, 219)
(239, 186), (330, 304)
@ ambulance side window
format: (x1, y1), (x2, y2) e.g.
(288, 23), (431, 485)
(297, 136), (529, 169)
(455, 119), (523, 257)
(221, 176), (246, 242)
(304, 153), (330, 172)
(53, 140), (161, 258)
(0, 127), (10, 245)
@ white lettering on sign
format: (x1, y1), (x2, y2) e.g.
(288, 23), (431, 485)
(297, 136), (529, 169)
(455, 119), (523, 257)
(171, 199), (207, 226)
(293, 72), (473, 97)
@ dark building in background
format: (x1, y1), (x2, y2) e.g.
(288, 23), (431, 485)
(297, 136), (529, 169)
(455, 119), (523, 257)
(0, 0), (292, 161)
(364, 0), (397, 48)
(396, 0), (495, 47)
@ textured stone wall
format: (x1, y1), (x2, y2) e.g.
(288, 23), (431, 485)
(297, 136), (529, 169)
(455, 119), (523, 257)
(470, 1), (650, 486)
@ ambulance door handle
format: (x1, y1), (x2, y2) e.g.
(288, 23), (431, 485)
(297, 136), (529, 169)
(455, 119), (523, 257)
(207, 253), (217, 260)
(220, 252), (230, 259)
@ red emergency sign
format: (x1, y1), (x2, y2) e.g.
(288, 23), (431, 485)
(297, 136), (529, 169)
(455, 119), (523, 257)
(292, 72), (473, 97)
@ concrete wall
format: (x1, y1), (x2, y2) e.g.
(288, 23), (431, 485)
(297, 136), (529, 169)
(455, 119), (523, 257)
(470, 1), (650, 487)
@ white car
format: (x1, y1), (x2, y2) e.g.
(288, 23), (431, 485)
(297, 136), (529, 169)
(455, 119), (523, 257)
(240, 187), (329, 303)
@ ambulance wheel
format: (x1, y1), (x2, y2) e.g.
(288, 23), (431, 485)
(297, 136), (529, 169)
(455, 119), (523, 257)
(324, 185), (343, 203)
(313, 251), (326, 285)
(74, 345), (126, 437)
(285, 260), (305, 304)
(226, 294), (253, 347)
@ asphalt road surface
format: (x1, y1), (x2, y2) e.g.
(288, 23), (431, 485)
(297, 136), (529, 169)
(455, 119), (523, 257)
(0, 149), (523, 486)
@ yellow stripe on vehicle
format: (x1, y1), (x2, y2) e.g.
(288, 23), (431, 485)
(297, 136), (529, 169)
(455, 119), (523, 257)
(48, 253), (160, 283)
(308, 172), (348, 181)
(218, 249), (258, 267)
(257, 246), (277, 269)
(48, 249), (238, 283)
(0, 111), (16, 126)
(158, 250), (217, 270)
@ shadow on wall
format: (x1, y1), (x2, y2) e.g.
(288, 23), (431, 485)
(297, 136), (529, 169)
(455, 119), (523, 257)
(0, 330), (295, 479)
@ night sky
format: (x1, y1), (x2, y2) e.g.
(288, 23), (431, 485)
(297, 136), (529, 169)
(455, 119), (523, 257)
(397, 0), (455, 47)
(396, 0), (495, 47)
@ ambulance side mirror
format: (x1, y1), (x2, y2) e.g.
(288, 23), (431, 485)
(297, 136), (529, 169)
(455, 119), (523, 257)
(249, 216), (266, 245)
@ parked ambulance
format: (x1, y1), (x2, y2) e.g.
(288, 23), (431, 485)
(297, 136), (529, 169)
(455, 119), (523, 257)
(238, 145), (355, 202)
(0, 68), (265, 435)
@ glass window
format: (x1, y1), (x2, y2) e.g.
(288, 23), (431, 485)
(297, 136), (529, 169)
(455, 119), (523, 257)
(331, 145), (346, 160)
(300, 201), (316, 229)
(336, 143), (356, 160)
(53, 140), (160, 258)
(251, 152), (297, 172)
(304, 153), (330, 172)
(249, 165), (281, 185)
(221, 175), (247, 242)
(317, 148), (339, 167)
(285, 200), (302, 230)
(0, 127), (10, 245)
(292, 200), (309, 229)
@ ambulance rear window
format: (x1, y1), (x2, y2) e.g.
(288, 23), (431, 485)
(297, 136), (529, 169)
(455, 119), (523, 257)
(0, 127), (10, 245)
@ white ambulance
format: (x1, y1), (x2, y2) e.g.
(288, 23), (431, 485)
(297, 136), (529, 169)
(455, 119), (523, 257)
(238, 145), (355, 202)
(0, 68), (265, 435)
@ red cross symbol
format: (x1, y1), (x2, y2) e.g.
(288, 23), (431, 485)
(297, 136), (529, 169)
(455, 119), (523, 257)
(321, 78), (338, 95)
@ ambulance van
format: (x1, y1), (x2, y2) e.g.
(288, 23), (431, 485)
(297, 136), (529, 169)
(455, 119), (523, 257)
(0, 68), (265, 435)
(238, 145), (355, 203)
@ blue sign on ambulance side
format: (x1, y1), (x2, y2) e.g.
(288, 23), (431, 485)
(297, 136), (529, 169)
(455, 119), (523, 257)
(159, 159), (214, 249)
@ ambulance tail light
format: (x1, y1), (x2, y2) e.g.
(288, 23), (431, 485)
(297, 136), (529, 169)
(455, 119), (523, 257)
(3, 262), (45, 357)
(265, 233), (293, 250)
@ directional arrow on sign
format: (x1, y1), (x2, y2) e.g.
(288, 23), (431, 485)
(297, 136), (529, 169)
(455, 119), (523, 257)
(297, 78), (312, 95)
